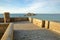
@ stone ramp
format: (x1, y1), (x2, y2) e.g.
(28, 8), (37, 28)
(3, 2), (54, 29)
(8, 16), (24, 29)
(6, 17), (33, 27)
(13, 21), (60, 40)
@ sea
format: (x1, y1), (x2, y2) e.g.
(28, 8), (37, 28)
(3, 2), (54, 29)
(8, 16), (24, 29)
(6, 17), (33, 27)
(0, 13), (60, 22)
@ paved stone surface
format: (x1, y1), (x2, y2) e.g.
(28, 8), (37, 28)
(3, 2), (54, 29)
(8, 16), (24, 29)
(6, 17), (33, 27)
(13, 21), (60, 40)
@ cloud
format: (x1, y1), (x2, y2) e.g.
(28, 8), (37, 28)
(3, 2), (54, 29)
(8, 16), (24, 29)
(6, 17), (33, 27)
(14, 2), (46, 13)
(0, 0), (60, 13)
(25, 2), (46, 12)
(5, 0), (13, 2)
(0, 1), (46, 13)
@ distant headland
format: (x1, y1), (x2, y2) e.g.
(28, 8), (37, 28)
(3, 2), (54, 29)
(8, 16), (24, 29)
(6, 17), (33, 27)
(24, 13), (36, 16)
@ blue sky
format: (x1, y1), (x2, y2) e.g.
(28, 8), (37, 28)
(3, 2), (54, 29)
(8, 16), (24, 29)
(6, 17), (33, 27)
(0, 0), (60, 14)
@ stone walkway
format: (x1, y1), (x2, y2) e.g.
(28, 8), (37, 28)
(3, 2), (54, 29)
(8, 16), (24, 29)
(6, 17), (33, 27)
(13, 21), (60, 40)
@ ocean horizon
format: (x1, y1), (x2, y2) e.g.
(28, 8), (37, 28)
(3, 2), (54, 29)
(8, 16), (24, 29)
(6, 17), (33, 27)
(0, 13), (60, 22)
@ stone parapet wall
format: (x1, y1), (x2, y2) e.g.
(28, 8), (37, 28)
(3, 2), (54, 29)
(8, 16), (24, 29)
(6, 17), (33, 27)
(28, 17), (45, 28)
(0, 23), (13, 40)
(0, 23), (9, 39)
(0, 23), (9, 32)
(29, 17), (32, 22)
(0, 18), (4, 22)
(0, 17), (29, 22)
(10, 17), (29, 22)
(32, 18), (43, 28)
(28, 17), (33, 23)
(45, 21), (50, 29)
(49, 21), (60, 33)
(4, 12), (10, 23)
(28, 17), (60, 34)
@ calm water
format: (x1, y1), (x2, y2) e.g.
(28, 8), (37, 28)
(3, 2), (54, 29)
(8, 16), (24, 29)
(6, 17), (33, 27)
(0, 14), (26, 18)
(0, 13), (60, 22)
(31, 14), (60, 22)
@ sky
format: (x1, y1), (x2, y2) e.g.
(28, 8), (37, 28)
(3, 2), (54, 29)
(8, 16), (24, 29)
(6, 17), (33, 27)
(0, 0), (60, 14)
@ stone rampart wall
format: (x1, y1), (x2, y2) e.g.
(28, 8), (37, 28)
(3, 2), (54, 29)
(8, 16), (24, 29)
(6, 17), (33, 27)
(0, 17), (29, 22)
(28, 17), (60, 33)
(49, 21), (60, 33)
(0, 23), (13, 40)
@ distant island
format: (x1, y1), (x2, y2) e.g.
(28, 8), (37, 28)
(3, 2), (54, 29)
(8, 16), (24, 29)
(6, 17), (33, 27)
(24, 13), (36, 16)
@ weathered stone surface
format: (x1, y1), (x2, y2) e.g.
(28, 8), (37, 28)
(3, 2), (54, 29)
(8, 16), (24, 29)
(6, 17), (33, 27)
(4, 12), (10, 23)
(49, 21), (60, 33)
(45, 21), (50, 29)
(0, 23), (13, 40)
(14, 21), (60, 40)
(0, 23), (9, 39)
(32, 18), (43, 28)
